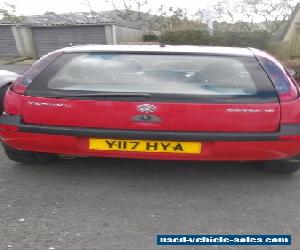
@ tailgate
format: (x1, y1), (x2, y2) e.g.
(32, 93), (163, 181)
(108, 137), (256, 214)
(22, 97), (280, 132)
(22, 52), (280, 133)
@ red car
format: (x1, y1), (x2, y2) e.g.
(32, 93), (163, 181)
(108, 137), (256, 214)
(0, 45), (300, 173)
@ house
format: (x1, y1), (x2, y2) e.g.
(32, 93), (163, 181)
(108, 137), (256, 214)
(0, 24), (19, 57)
(0, 12), (146, 58)
(282, 3), (300, 57)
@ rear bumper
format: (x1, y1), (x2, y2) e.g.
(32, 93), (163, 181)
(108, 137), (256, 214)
(1, 115), (300, 161)
(1, 115), (300, 141)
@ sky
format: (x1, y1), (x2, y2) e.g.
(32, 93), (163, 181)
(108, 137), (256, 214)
(0, 0), (221, 16)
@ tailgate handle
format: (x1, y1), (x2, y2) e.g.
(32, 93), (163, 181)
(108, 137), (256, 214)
(131, 115), (161, 123)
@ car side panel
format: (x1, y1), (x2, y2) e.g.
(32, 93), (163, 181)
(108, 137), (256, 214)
(4, 89), (23, 115)
(280, 98), (300, 124)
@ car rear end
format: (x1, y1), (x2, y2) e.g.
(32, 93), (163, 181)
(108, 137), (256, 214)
(1, 46), (300, 171)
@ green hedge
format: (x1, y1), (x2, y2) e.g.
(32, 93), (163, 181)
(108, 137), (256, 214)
(143, 34), (159, 41)
(159, 30), (271, 49)
(160, 30), (210, 45)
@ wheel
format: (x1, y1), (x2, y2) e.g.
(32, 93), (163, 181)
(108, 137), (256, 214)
(257, 159), (300, 174)
(3, 144), (57, 164)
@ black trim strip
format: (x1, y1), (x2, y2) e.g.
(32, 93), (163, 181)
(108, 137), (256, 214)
(1, 115), (299, 141)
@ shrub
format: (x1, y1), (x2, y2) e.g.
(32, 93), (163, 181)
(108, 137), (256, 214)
(209, 31), (270, 49)
(160, 30), (210, 45)
(159, 30), (271, 49)
(143, 34), (159, 42)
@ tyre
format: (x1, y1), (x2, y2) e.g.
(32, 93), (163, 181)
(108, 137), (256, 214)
(257, 159), (300, 174)
(3, 144), (57, 164)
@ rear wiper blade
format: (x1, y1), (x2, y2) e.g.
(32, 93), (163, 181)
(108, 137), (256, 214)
(55, 92), (152, 98)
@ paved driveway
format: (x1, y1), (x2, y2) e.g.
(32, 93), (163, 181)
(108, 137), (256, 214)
(0, 63), (30, 74)
(0, 63), (299, 250)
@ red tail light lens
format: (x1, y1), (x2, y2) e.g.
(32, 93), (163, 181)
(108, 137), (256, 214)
(10, 51), (63, 95)
(10, 77), (28, 94)
(279, 135), (300, 141)
(0, 124), (19, 131)
(256, 54), (298, 102)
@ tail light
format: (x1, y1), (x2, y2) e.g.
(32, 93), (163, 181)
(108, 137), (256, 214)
(253, 50), (299, 102)
(10, 51), (63, 95)
(0, 124), (19, 131)
(11, 77), (27, 94)
(279, 135), (300, 141)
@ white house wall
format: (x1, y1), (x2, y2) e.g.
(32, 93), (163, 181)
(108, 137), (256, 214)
(115, 25), (144, 44)
(283, 9), (300, 42)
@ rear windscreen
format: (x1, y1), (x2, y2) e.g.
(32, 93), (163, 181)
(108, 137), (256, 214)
(27, 52), (277, 102)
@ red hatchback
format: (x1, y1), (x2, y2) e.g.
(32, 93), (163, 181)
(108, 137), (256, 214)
(1, 45), (300, 173)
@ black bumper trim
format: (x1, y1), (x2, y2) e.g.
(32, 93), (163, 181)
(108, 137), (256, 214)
(0, 115), (299, 141)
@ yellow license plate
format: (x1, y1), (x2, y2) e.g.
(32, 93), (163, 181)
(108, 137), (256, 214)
(89, 138), (201, 154)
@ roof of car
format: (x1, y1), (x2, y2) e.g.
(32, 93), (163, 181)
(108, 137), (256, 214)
(61, 45), (254, 57)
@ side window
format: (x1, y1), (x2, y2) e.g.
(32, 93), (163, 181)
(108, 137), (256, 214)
(257, 56), (292, 94)
(22, 51), (62, 86)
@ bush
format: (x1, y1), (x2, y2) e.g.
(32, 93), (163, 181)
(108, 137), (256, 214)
(267, 41), (291, 59)
(143, 34), (159, 42)
(209, 31), (270, 49)
(160, 30), (210, 45)
(159, 30), (271, 49)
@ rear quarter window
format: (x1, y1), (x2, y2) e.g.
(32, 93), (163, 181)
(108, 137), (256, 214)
(27, 52), (278, 103)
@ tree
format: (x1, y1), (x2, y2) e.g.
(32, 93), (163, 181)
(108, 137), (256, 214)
(156, 4), (168, 32)
(81, 0), (105, 23)
(194, 8), (216, 34)
(106, 0), (151, 22)
(212, 0), (296, 32)
(0, 2), (23, 23)
(105, 0), (161, 32)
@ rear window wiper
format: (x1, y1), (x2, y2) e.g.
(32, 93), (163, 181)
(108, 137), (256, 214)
(51, 92), (152, 98)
